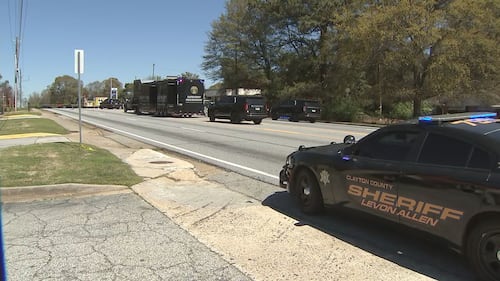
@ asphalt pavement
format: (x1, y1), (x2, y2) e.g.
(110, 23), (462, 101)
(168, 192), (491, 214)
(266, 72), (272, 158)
(0, 114), (252, 281)
(0, 112), (470, 281)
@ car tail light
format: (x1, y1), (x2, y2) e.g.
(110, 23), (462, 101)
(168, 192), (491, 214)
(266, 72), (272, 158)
(244, 102), (249, 112)
(303, 106), (307, 112)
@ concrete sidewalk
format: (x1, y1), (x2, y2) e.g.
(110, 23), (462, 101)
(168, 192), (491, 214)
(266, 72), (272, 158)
(0, 125), (256, 280)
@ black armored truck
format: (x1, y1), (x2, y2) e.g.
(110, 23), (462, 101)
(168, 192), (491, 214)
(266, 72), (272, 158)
(124, 76), (205, 117)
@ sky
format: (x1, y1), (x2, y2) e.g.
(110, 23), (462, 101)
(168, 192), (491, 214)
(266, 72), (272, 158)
(1, 0), (227, 99)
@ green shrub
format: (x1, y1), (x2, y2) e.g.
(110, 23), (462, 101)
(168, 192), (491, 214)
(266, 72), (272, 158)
(322, 97), (362, 122)
(388, 102), (413, 120)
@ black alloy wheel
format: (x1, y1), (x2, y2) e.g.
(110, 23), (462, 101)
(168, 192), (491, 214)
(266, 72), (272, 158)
(294, 169), (323, 214)
(467, 219), (500, 281)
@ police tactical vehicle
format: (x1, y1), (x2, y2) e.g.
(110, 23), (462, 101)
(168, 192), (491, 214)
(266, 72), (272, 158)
(279, 112), (500, 281)
(270, 99), (321, 123)
(124, 76), (205, 117)
(208, 95), (267, 124)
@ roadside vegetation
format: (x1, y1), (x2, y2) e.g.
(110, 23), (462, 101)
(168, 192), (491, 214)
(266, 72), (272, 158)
(0, 116), (143, 187)
(1, 1), (498, 123)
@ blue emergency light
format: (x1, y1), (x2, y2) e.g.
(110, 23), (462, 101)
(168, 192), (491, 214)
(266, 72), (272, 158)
(418, 112), (497, 124)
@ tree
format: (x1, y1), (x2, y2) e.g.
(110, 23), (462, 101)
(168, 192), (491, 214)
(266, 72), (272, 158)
(203, 0), (277, 91)
(203, 0), (359, 103)
(180, 72), (200, 79)
(0, 74), (14, 112)
(203, 0), (499, 120)
(345, 0), (499, 116)
(49, 75), (80, 105)
(28, 92), (42, 108)
(103, 77), (123, 98)
(85, 81), (104, 99)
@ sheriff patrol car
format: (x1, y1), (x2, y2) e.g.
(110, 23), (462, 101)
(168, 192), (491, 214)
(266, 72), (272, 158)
(279, 112), (500, 281)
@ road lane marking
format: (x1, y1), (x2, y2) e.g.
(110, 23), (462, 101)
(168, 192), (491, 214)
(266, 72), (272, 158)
(54, 111), (279, 181)
(181, 127), (205, 133)
(108, 125), (279, 180)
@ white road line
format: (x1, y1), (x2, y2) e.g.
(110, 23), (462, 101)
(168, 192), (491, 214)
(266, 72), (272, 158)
(180, 127), (205, 133)
(55, 110), (279, 180)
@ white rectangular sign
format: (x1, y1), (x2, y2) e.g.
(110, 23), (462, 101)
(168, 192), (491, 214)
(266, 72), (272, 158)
(74, 49), (84, 74)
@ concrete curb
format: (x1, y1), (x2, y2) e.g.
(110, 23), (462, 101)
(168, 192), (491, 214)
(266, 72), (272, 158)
(1, 183), (132, 203)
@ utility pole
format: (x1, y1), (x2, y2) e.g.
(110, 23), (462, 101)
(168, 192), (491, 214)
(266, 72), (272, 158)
(15, 0), (25, 110)
(75, 49), (84, 144)
(14, 37), (20, 111)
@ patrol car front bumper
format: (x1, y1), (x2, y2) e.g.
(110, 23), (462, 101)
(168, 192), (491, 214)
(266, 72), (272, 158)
(279, 166), (289, 189)
(280, 153), (296, 190)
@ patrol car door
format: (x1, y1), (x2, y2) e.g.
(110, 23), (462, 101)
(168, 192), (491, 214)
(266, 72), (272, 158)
(396, 132), (489, 243)
(340, 129), (421, 222)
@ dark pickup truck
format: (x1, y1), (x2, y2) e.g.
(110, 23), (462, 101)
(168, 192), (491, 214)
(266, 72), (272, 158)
(99, 98), (123, 109)
(270, 99), (321, 123)
(208, 95), (268, 124)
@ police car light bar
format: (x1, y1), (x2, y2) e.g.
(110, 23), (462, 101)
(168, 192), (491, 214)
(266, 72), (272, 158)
(418, 112), (497, 124)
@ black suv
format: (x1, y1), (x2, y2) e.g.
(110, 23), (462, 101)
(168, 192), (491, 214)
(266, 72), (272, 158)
(208, 95), (268, 124)
(99, 98), (122, 109)
(270, 99), (321, 123)
(279, 112), (500, 281)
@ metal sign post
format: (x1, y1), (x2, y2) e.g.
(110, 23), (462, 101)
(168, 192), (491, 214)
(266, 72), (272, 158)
(74, 49), (84, 144)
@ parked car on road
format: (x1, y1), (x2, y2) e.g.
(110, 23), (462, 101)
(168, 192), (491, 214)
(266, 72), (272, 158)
(279, 112), (500, 281)
(99, 98), (122, 109)
(208, 95), (268, 124)
(270, 99), (321, 123)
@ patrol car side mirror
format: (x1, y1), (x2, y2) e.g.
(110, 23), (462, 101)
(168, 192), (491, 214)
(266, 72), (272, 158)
(339, 146), (353, 161)
(343, 135), (356, 144)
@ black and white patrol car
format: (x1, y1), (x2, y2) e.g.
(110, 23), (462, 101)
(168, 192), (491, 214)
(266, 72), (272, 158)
(279, 112), (500, 281)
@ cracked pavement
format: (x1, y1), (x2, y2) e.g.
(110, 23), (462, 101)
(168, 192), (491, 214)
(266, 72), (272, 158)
(2, 191), (251, 281)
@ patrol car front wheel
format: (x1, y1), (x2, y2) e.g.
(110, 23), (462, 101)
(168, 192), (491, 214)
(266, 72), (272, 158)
(294, 169), (323, 214)
(466, 218), (500, 281)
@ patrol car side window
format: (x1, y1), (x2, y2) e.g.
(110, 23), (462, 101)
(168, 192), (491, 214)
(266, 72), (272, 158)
(355, 131), (419, 161)
(468, 147), (491, 170)
(418, 133), (471, 167)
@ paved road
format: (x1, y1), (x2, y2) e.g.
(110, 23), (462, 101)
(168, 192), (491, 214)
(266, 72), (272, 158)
(48, 108), (378, 184)
(2, 190), (252, 281)
(0, 111), (478, 281)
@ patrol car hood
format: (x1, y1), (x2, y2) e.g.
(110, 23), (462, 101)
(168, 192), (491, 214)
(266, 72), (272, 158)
(297, 142), (350, 156)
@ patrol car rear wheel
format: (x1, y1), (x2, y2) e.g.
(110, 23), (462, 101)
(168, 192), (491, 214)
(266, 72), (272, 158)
(294, 169), (323, 214)
(466, 218), (500, 281)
